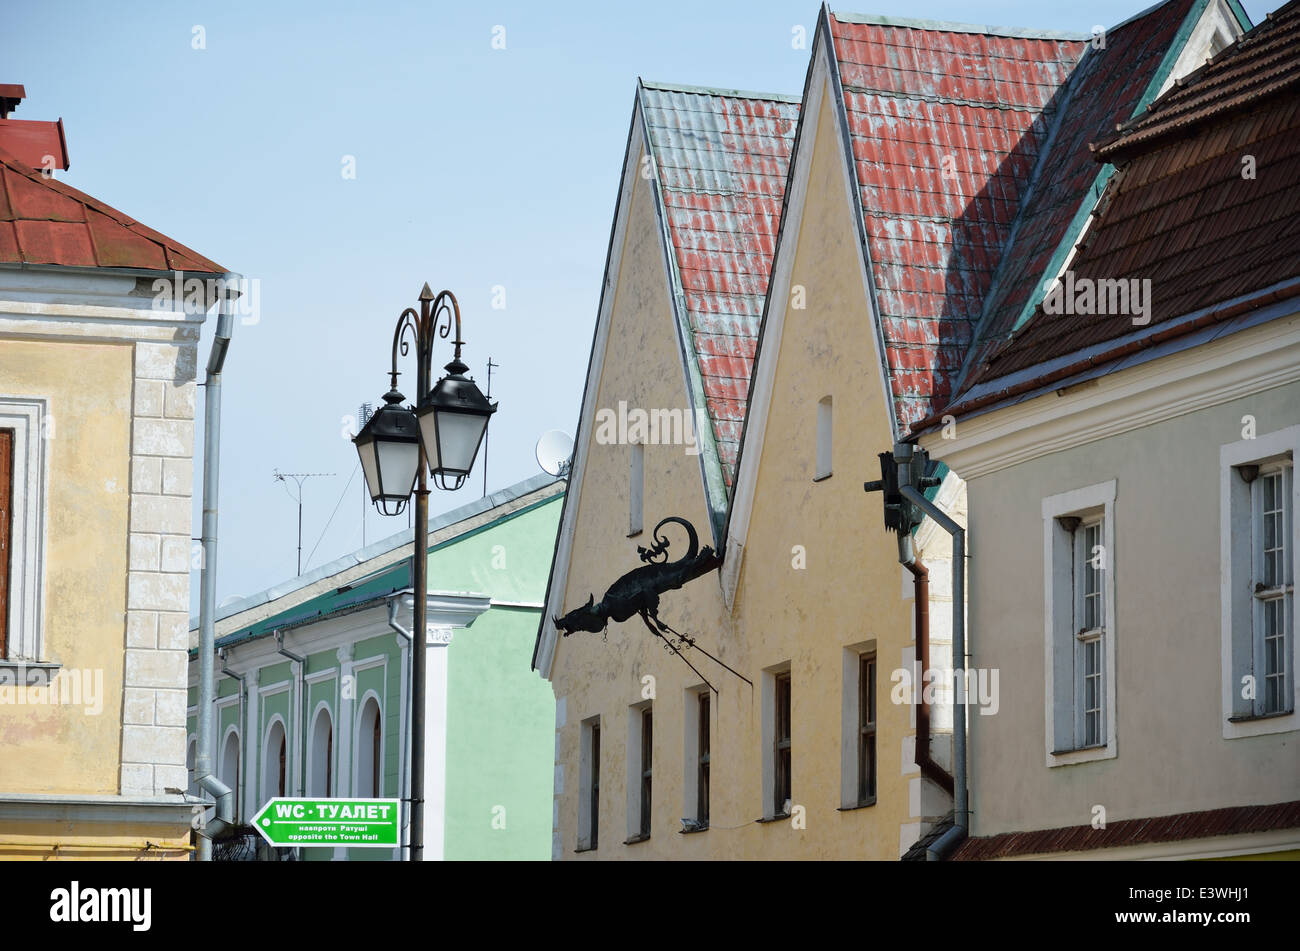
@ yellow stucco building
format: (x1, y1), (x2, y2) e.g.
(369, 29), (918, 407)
(534, 2), (1233, 860)
(0, 94), (229, 859)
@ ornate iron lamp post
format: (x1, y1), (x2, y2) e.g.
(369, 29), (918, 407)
(353, 283), (497, 861)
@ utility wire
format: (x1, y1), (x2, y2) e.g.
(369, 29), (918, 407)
(304, 462), (359, 570)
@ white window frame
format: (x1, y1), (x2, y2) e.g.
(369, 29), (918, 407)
(1221, 425), (1299, 738)
(681, 685), (711, 829)
(0, 397), (49, 670)
(577, 715), (600, 851)
(839, 639), (877, 808)
(625, 699), (652, 842)
(761, 661), (792, 818)
(629, 443), (644, 537)
(1043, 480), (1117, 766)
(815, 395), (833, 481)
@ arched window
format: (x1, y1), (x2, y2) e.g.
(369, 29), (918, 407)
(263, 718), (287, 802)
(356, 697), (382, 798)
(309, 707), (334, 797)
(220, 729), (240, 817)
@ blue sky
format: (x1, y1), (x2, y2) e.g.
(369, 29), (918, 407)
(1, 0), (1279, 611)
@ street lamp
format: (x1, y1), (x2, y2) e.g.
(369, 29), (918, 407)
(353, 283), (497, 861)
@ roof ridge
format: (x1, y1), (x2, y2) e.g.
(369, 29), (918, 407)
(828, 9), (1092, 41)
(638, 79), (801, 104)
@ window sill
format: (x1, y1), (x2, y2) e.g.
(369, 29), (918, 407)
(1047, 741), (1115, 767)
(1049, 744), (1106, 755)
(627, 529), (642, 539)
(837, 799), (876, 812)
(812, 473), (832, 483)
(622, 833), (650, 845)
(755, 813), (791, 824)
(678, 823), (709, 835)
(0, 661), (61, 687)
(573, 844), (597, 854)
(1228, 710), (1295, 723)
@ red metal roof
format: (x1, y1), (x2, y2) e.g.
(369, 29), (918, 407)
(0, 118), (69, 170)
(641, 82), (801, 489)
(953, 799), (1300, 859)
(960, 0), (1200, 381)
(827, 12), (1085, 431)
(0, 146), (224, 273)
(963, 0), (1300, 387)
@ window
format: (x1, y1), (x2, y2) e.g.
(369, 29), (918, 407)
(1254, 467), (1292, 715)
(629, 443), (643, 536)
(625, 702), (652, 842)
(772, 671), (792, 816)
(1, 428), (11, 658)
(1075, 518), (1106, 748)
(1222, 427), (1297, 737)
(639, 708), (652, 838)
(815, 396), (832, 480)
(0, 399), (48, 668)
(697, 693), (710, 825)
(263, 718), (287, 802)
(1043, 480), (1117, 765)
(309, 707), (334, 797)
(682, 687), (710, 830)
(578, 716), (600, 850)
(858, 653), (877, 805)
(356, 697), (382, 797)
(220, 728), (241, 818)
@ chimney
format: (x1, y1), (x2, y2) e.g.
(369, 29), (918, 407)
(0, 84), (24, 118)
(0, 84), (70, 171)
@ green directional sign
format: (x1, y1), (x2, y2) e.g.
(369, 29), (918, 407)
(252, 798), (400, 848)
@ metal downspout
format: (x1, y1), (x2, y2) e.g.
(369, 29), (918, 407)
(895, 447), (968, 861)
(387, 598), (413, 861)
(274, 632), (307, 796)
(195, 275), (239, 860)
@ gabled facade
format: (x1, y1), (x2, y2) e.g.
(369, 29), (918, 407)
(0, 92), (228, 859)
(915, 1), (1299, 859)
(536, 0), (1241, 861)
(189, 474), (561, 860)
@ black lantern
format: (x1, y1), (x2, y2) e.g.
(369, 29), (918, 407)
(353, 388), (421, 515)
(416, 357), (498, 491)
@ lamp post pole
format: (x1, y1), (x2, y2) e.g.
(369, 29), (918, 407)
(354, 283), (496, 862)
(407, 287), (435, 863)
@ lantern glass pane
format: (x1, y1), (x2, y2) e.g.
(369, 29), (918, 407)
(376, 439), (420, 499)
(422, 409), (488, 476)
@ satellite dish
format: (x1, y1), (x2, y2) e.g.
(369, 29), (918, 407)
(536, 430), (574, 478)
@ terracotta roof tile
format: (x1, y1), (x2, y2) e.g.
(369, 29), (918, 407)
(0, 146), (225, 273)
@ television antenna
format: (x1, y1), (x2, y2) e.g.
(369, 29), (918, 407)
(273, 469), (334, 576)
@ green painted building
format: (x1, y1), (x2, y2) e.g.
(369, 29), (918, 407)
(187, 474), (561, 860)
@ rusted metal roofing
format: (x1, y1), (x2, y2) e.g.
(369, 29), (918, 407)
(0, 118), (69, 170)
(825, 11), (1087, 432)
(0, 145), (224, 273)
(959, 0), (1202, 384)
(953, 799), (1300, 859)
(640, 81), (800, 490)
(957, 0), (1300, 390)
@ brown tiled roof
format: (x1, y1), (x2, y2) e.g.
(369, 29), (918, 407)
(0, 146), (225, 273)
(949, 0), (1300, 402)
(953, 800), (1300, 860)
